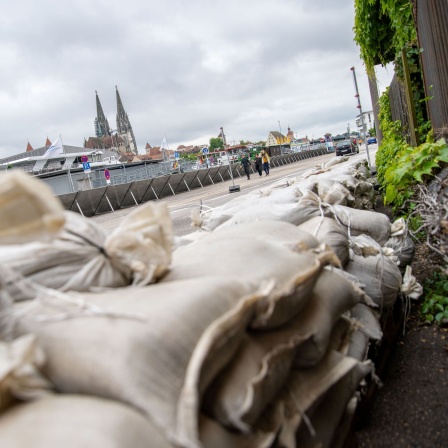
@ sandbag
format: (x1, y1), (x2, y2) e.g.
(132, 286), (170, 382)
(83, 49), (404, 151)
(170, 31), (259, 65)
(0, 334), (52, 413)
(384, 218), (415, 268)
(346, 236), (403, 309)
(0, 171), (65, 245)
(315, 179), (354, 205)
(332, 205), (391, 245)
(213, 220), (320, 251)
(294, 359), (373, 448)
(199, 414), (281, 448)
(276, 350), (371, 448)
(11, 277), (266, 448)
(292, 268), (368, 368)
(162, 236), (339, 329)
(1, 202), (172, 300)
(203, 329), (312, 431)
(0, 395), (173, 448)
(298, 216), (350, 266)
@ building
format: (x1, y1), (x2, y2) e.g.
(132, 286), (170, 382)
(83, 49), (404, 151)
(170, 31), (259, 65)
(266, 131), (290, 155)
(85, 87), (138, 155)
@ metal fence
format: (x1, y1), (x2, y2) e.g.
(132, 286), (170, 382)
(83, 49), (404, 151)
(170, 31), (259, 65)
(57, 148), (329, 217)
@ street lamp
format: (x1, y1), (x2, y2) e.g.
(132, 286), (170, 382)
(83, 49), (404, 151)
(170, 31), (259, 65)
(221, 126), (240, 193)
(278, 121), (282, 154)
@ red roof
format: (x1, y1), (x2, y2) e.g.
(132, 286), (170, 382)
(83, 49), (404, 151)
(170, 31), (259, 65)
(26, 142), (33, 152)
(45, 137), (52, 147)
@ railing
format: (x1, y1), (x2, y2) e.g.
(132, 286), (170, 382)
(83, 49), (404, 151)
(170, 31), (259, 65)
(57, 148), (329, 217)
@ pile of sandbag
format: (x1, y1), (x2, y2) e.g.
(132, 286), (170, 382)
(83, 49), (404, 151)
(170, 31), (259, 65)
(0, 157), (422, 448)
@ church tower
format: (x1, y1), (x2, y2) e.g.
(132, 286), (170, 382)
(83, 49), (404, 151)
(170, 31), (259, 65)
(94, 91), (111, 138)
(116, 86), (138, 154)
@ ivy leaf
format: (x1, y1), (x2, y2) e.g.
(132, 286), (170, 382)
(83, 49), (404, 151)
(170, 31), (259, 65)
(394, 161), (414, 182)
(413, 160), (439, 182)
(435, 146), (448, 163)
(385, 184), (397, 204)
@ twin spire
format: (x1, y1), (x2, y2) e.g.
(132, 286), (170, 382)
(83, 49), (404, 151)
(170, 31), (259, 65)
(95, 87), (137, 153)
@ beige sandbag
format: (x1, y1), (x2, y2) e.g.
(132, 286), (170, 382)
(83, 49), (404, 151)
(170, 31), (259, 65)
(315, 179), (354, 205)
(1, 202), (172, 300)
(199, 411), (280, 448)
(0, 395), (173, 448)
(292, 268), (368, 368)
(213, 220), (319, 251)
(384, 218), (416, 268)
(322, 156), (350, 169)
(277, 350), (371, 448)
(162, 236), (339, 329)
(0, 334), (52, 413)
(11, 277), (266, 448)
(0, 171), (65, 244)
(332, 205), (391, 245)
(346, 236), (402, 309)
(203, 330), (312, 431)
(298, 216), (349, 266)
(347, 304), (382, 361)
(294, 358), (373, 448)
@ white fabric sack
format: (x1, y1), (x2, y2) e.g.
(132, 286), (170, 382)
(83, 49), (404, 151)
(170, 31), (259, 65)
(0, 202), (172, 300)
(315, 179), (354, 205)
(213, 220), (320, 251)
(11, 277), (266, 448)
(0, 395), (173, 448)
(162, 236), (339, 329)
(0, 334), (52, 413)
(346, 235), (403, 309)
(0, 171), (65, 245)
(332, 205), (391, 245)
(384, 218), (415, 268)
(298, 216), (350, 266)
(276, 350), (371, 448)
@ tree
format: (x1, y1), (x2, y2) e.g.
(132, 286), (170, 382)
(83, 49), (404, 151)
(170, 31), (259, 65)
(209, 137), (224, 152)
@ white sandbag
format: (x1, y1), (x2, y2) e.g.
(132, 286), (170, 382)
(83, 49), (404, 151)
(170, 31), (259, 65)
(203, 329), (312, 431)
(213, 220), (320, 251)
(322, 156), (350, 169)
(199, 405), (282, 448)
(298, 216), (350, 266)
(11, 277), (266, 448)
(162, 236), (339, 329)
(347, 304), (382, 361)
(401, 265), (423, 299)
(384, 218), (415, 268)
(316, 179), (354, 205)
(294, 359), (373, 448)
(0, 395), (173, 448)
(1, 202), (172, 300)
(292, 268), (368, 368)
(276, 350), (371, 448)
(0, 334), (52, 413)
(346, 236), (403, 309)
(0, 171), (65, 244)
(332, 204), (391, 245)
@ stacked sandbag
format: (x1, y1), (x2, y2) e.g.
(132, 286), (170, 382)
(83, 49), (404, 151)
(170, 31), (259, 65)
(0, 201), (173, 300)
(345, 235), (403, 309)
(9, 277), (268, 448)
(383, 218), (416, 269)
(0, 395), (173, 448)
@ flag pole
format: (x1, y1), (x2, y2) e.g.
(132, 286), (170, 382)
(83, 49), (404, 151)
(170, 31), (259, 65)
(60, 134), (75, 193)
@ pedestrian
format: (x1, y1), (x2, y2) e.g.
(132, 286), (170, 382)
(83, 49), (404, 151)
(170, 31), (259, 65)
(254, 153), (263, 177)
(240, 153), (252, 180)
(260, 149), (270, 176)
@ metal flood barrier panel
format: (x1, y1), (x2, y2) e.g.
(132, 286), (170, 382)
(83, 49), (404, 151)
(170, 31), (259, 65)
(57, 149), (330, 216)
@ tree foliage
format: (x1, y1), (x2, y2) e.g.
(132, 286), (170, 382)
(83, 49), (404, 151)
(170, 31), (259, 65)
(209, 137), (224, 152)
(353, 0), (416, 72)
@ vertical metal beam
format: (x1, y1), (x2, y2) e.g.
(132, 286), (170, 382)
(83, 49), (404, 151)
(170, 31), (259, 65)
(75, 200), (84, 217)
(184, 179), (191, 191)
(151, 186), (159, 200)
(130, 190), (139, 206)
(105, 195), (115, 212)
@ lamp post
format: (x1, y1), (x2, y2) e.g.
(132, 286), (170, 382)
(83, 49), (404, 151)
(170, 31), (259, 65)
(221, 126), (240, 193)
(350, 67), (372, 167)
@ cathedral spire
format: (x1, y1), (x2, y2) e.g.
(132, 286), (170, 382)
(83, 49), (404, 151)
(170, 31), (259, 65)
(115, 85), (138, 153)
(94, 91), (111, 138)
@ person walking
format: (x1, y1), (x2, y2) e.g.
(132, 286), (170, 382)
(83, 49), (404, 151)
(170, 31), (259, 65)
(240, 153), (252, 180)
(254, 154), (263, 177)
(260, 149), (270, 176)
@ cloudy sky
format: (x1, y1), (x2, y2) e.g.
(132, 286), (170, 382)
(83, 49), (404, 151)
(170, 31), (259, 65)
(0, 0), (393, 157)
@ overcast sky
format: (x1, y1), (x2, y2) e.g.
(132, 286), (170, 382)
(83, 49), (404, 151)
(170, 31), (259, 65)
(0, 0), (394, 157)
